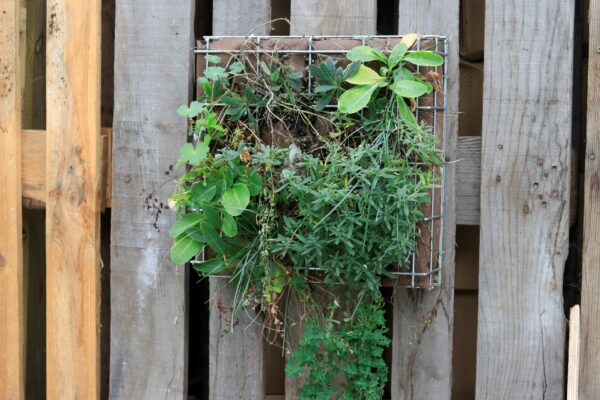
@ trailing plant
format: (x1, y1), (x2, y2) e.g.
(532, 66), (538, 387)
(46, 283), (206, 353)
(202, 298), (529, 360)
(169, 34), (443, 398)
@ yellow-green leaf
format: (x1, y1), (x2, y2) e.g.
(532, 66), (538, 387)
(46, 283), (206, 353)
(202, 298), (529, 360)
(221, 183), (250, 216)
(400, 33), (419, 49)
(345, 65), (385, 85)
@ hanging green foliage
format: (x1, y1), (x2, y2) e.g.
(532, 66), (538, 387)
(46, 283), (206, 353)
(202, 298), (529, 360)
(168, 35), (444, 399)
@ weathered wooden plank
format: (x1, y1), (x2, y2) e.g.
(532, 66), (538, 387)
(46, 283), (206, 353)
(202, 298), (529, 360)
(290, 0), (376, 35)
(457, 137), (481, 225)
(45, 0), (102, 398)
(391, 3), (459, 399)
(22, 129), (46, 204)
(208, 11), (270, 400)
(109, 1), (194, 398)
(22, 128), (112, 206)
(0, 1), (25, 398)
(567, 305), (580, 400)
(209, 279), (266, 399)
(580, 0), (600, 396)
(476, 1), (573, 398)
(213, 0), (271, 37)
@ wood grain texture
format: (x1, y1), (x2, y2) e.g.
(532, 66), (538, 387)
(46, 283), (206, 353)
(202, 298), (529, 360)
(109, 1), (194, 399)
(290, 0), (376, 35)
(22, 129), (47, 204)
(208, 11), (270, 400)
(213, 0), (270, 37)
(567, 305), (580, 400)
(209, 279), (265, 399)
(22, 128), (112, 207)
(476, 1), (573, 398)
(457, 137), (481, 225)
(391, 3), (459, 400)
(45, 0), (102, 398)
(0, 1), (25, 398)
(580, 0), (600, 396)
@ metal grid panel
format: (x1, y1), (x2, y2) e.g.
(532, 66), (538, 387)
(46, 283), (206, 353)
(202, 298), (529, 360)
(193, 35), (448, 289)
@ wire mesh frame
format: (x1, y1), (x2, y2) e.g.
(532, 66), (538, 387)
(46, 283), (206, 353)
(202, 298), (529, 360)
(192, 35), (448, 289)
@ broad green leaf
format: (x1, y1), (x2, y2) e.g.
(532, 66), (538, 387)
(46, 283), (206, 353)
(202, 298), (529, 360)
(345, 65), (385, 85)
(192, 257), (227, 275)
(177, 101), (204, 119)
(191, 184), (216, 204)
(337, 84), (379, 114)
(170, 233), (203, 264)
(388, 43), (408, 68)
(347, 46), (387, 63)
(403, 51), (444, 67)
(222, 214), (238, 237)
(244, 170), (263, 196)
(391, 80), (430, 98)
(200, 222), (227, 255)
(186, 227), (204, 242)
(204, 66), (229, 81)
(221, 183), (250, 216)
(179, 142), (209, 165)
(205, 55), (221, 64)
(203, 206), (222, 229)
(169, 213), (203, 238)
(229, 61), (244, 74)
(177, 105), (189, 117)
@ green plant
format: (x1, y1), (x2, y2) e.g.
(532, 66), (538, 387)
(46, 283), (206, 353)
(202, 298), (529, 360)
(169, 35), (443, 398)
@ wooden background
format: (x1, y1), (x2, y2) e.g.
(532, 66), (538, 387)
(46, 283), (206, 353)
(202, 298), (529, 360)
(0, 0), (595, 398)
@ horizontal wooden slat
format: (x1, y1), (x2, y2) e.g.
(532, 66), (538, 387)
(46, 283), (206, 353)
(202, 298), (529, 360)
(21, 128), (112, 208)
(20, 130), (482, 221)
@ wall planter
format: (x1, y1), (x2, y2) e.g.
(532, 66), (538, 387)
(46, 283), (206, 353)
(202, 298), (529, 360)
(169, 34), (447, 398)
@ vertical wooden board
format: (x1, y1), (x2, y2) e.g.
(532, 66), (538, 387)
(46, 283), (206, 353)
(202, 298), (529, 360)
(0, 1), (24, 399)
(391, 2), (459, 400)
(580, 0), (600, 397)
(45, 0), (102, 398)
(209, 279), (265, 399)
(207, 11), (270, 400)
(290, 0), (376, 35)
(109, 1), (194, 399)
(213, 0), (271, 37)
(476, 1), (573, 399)
(285, 3), (377, 398)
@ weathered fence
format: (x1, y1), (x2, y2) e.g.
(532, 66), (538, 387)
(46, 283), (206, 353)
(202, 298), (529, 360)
(0, 0), (596, 398)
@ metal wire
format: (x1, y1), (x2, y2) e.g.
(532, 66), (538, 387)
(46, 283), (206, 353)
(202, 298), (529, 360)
(194, 35), (448, 289)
